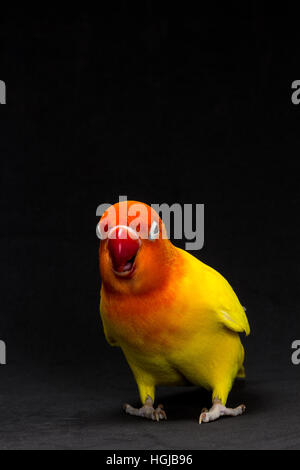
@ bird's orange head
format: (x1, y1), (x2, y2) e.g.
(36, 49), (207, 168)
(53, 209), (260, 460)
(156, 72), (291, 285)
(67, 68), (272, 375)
(98, 201), (176, 295)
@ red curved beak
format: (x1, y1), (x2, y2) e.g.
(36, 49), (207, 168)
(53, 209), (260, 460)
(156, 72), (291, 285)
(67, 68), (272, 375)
(107, 227), (140, 276)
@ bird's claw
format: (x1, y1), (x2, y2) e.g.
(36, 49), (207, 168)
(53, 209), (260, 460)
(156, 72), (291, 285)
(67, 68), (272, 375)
(199, 401), (246, 424)
(199, 408), (208, 424)
(153, 404), (167, 421)
(123, 400), (167, 422)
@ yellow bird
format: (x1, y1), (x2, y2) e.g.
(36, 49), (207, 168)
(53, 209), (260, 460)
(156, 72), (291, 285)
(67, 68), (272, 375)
(99, 201), (250, 423)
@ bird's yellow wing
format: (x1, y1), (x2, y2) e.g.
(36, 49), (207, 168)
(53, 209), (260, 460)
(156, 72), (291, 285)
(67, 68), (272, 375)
(202, 264), (250, 336)
(179, 249), (250, 337)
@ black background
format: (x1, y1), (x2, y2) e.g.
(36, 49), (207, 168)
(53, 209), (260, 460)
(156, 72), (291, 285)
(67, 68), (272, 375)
(0, 3), (299, 449)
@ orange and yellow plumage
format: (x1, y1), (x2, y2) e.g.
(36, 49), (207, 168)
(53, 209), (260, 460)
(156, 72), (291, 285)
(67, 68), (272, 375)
(99, 201), (250, 408)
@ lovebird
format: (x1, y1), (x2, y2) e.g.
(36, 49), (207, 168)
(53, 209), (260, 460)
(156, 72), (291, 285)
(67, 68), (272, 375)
(98, 201), (250, 423)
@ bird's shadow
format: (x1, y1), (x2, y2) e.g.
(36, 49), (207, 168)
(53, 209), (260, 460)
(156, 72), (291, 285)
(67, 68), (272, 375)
(150, 380), (263, 421)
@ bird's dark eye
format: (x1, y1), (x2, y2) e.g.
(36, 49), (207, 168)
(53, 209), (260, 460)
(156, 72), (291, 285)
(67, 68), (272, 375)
(97, 220), (109, 239)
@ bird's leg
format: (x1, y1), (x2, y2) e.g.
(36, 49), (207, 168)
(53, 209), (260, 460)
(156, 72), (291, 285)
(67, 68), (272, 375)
(199, 398), (246, 424)
(123, 395), (167, 422)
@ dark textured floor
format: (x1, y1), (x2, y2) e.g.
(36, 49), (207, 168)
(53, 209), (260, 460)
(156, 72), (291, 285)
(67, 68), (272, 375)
(0, 361), (299, 450)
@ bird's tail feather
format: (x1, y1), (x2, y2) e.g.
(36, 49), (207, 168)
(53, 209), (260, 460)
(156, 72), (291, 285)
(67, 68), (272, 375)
(236, 365), (246, 379)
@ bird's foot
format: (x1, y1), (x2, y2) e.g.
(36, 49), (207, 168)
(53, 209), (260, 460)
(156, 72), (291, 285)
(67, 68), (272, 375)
(199, 398), (246, 424)
(123, 395), (167, 422)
